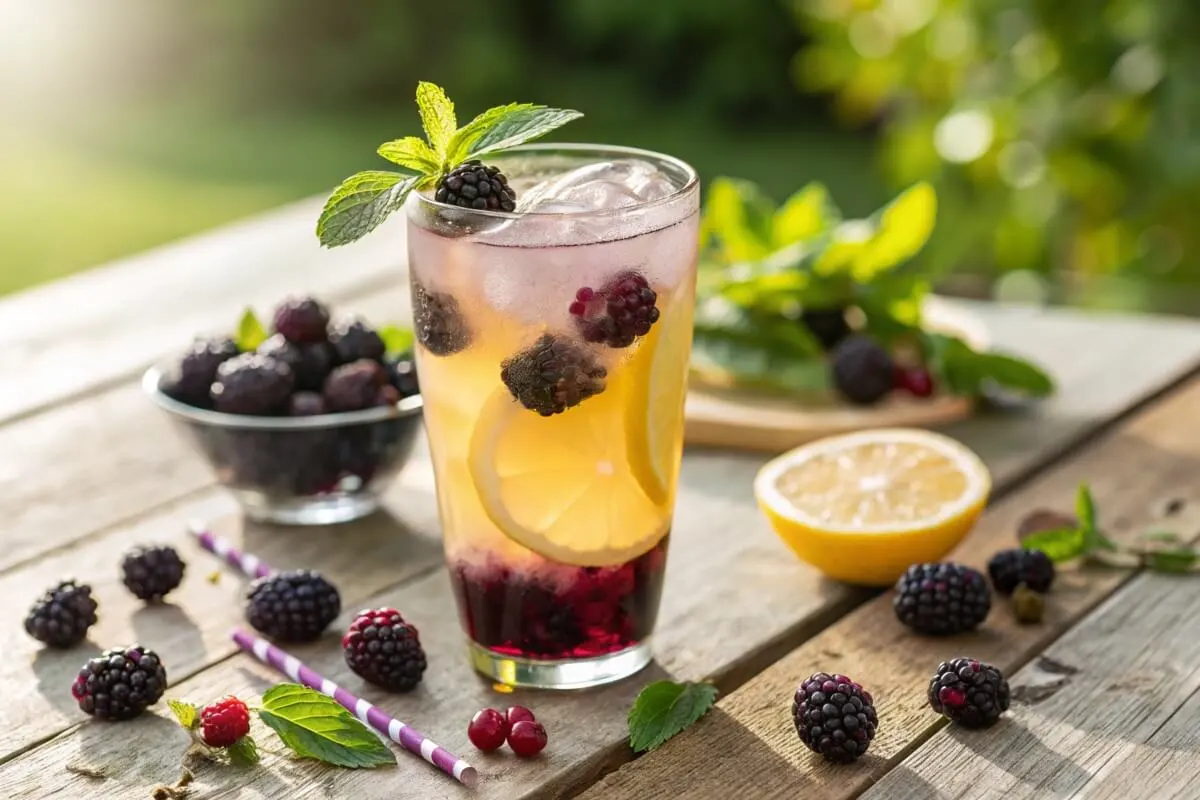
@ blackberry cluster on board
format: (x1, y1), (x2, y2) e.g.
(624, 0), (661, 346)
(121, 544), (186, 603)
(928, 657), (1010, 728)
(792, 672), (878, 763)
(893, 562), (991, 635)
(24, 579), (98, 648)
(342, 608), (427, 692)
(245, 569), (342, 642)
(71, 644), (168, 720)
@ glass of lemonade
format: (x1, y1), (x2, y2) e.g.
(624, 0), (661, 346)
(406, 144), (699, 689)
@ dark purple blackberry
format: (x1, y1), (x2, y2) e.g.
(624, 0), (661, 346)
(24, 580), (98, 648)
(342, 608), (427, 692)
(412, 280), (471, 357)
(120, 545), (186, 602)
(569, 271), (660, 349)
(435, 160), (517, 212)
(894, 562), (991, 635)
(287, 391), (328, 416)
(987, 549), (1056, 595)
(245, 570), (341, 642)
(830, 335), (895, 405)
(71, 645), (167, 720)
(210, 354), (294, 415)
(792, 672), (879, 763)
(272, 296), (330, 344)
(928, 657), (1010, 728)
(801, 307), (851, 351)
(329, 319), (386, 364)
(386, 357), (420, 398)
(257, 334), (335, 391)
(500, 334), (607, 416)
(323, 359), (389, 412)
(161, 337), (239, 407)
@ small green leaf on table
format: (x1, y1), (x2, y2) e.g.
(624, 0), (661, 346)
(258, 684), (396, 769)
(168, 699), (200, 730)
(227, 735), (261, 767)
(378, 324), (415, 357)
(1021, 527), (1088, 563)
(235, 308), (268, 352)
(1076, 483), (1117, 552)
(628, 680), (719, 753)
(1144, 548), (1200, 573)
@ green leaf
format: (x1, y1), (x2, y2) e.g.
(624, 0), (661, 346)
(699, 177), (775, 264)
(1022, 527), (1088, 563)
(258, 684), (396, 769)
(376, 137), (440, 174)
(446, 102), (537, 164)
(1139, 530), (1183, 545)
(464, 106), (584, 160)
(235, 308), (268, 352)
(378, 324), (414, 357)
(168, 699), (200, 730)
(772, 182), (840, 248)
(1145, 548), (1200, 573)
(316, 171), (417, 248)
(691, 331), (829, 395)
(227, 735), (261, 766)
(921, 333), (1054, 398)
(414, 81), (456, 161)
(628, 681), (718, 753)
(1076, 483), (1117, 552)
(851, 182), (937, 281)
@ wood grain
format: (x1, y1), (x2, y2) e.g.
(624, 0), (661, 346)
(860, 570), (1200, 799)
(578, 376), (1200, 800)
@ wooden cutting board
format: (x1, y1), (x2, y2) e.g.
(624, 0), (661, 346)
(683, 298), (988, 453)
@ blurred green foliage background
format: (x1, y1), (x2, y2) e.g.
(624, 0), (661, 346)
(2, 0), (1195, 310)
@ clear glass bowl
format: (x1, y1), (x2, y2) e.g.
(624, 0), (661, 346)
(143, 366), (424, 525)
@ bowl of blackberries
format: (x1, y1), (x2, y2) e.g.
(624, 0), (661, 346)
(143, 296), (423, 525)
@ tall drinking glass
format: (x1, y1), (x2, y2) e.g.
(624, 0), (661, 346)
(406, 144), (699, 689)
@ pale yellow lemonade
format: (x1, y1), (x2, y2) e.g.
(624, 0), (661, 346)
(406, 147), (698, 686)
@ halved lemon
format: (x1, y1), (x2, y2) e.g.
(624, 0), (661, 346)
(754, 428), (990, 586)
(468, 384), (669, 568)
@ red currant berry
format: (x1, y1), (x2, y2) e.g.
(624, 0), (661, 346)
(899, 367), (935, 398)
(505, 705), (536, 726)
(467, 708), (508, 752)
(508, 720), (548, 758)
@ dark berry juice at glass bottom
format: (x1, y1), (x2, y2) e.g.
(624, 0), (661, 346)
(449, 537), (669, 660)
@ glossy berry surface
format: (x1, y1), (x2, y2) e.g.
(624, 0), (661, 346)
(24, 579), (98, 648)
(508, 720), (548, 758)
(928, 657), (1010, 728)
(272, 296), (330, 344)
(467, 708), (509, 752)
(897, 367), (935, 398)
(506, 706), (536, 726)
(342, 607), (427, 692)
(792, 672), (878, 763)
(569, 271), (660, 348)
(200, 696), (251, 747)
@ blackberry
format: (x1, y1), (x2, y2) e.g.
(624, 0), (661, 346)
(272, 296), (330, 344)
(928, 657), (1010, 728)
(245, 570), (341, 642)
(329, 319), (386, 364)
(257, 334), (335, 391)
(324, 359), (389, 412)
(435, 160), (517, 212)
(24, 580), (98, 648)
(210, 354), (294, 415)
(386, 357), (420, 398)
(71, 645), (167, 720)
(894, 562), (991, 635)
(830, 335), (895, 406)
(500, 334), (607, 416)
(161, 337), (239, 407)
(342, 608), (427, 692)
(120, 544), (186, 602)
(569, 271), (660, 349)
(987, 549), (1056, 595)
(792, 672), (878, 763)
(287, 391), (328, 416)
(801, 307), (851, 351)
(412, 280), (471, 357)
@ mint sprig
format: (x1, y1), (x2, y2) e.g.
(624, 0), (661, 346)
(317, 82), (582, 247)
(235, 308), (269, 352)
(168, 699), (200, 730)
(258, 684), (396, 769)
(628, 680), (718, 753)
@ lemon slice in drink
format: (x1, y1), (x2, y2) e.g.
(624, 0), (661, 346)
(469, 384), (668, 568)
(754, 428), (991, 586)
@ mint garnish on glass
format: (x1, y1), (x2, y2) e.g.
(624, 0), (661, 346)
(316, 81), (582, 248)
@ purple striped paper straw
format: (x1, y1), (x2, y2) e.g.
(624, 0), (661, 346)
(188, 521), (273, 579)
(231, 628), (478, 788)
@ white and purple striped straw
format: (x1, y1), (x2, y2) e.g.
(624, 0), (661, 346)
(188, 521), (273, 579)
(231, 628), (478, 788)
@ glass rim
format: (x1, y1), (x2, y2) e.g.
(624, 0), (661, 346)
(408, 142), (699, 222)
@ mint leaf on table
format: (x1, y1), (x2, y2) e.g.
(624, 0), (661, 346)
(1022, 527), (1088, 563)
(922, 333), (1054, 399)
(378, 324), (414, 357)
(415, 81), (456, 162)
(258, 684), (395, 769)
(628, 681), (719, 753)
(235, 308), (268, 352)
(227, 735), (261, 767)
(1144, 548), (1200, 573)
(1075, 483), (1117, 552)
(168, 699), (200, 730)
(317, 172), (418, 248)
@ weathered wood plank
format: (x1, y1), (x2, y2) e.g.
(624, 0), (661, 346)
(860, 570), (1200, 799)
(0, 198), (407, 426)
(577, 377), (1200, 800)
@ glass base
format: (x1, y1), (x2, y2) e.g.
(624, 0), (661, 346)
(235, 490), (381, 526)
(467, 638), (653, 690)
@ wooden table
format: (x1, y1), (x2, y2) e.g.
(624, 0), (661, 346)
(4, 200), (1200, 800)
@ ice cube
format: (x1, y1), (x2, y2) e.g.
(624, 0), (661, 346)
(517, 159), (676, 213)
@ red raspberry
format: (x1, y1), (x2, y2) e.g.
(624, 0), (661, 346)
(200, 696), (251, 748)
(508, 720), (548, 757)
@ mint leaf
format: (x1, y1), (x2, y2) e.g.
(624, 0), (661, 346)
(1022, 527), (1088, 563)
(227, 735), (261, 767)
(464, 106), (584, 160)
(415, 81), (456, 161)
(922, 333), (1054, 398)
(628, 681), (718, 753)
(1076, 483), (1117, 552)
(772, 182), (839, 248)
(377, 137), (439, 174)
(1145, 548), (1199, 573)
(446, 102), (537, 165)
(1140, 530), (1183, 545)
(258, 684), (395, 769)
(235, 308), (268, 352)
(699, 177), (776, 264)
(316, 171), (417, 248)
(378, 324), (414, 357)
(168, 699), (200, 730)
